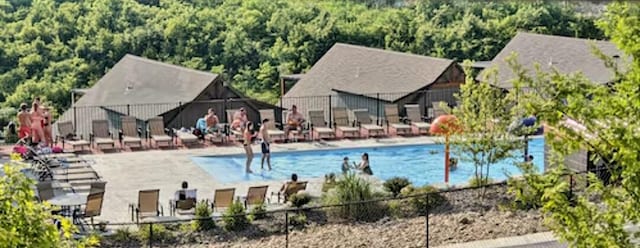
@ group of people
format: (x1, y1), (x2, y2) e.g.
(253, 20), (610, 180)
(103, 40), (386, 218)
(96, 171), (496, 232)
(16, 97), (54, 146)
(341, 153), (373, 175)
(235, 105), (306, 174)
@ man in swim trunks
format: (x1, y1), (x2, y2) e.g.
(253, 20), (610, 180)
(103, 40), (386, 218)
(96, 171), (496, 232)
(16, 103), (31, 139)
(284, 105), (305, 142)
(259, 118), (271, 170)
(205, 108), (220, 134)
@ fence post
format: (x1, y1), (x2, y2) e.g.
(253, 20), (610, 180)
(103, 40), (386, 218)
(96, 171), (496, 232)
(127, 104), (130, 116)
(73, 106), (77, 132)
(285, 210), (289, 248)
(376, 92), (380, 125)
(178, 101), (183, 128)
(425, 193), (429, 248)
(149, 223), (153, 248)
(328, 95), (332, 128)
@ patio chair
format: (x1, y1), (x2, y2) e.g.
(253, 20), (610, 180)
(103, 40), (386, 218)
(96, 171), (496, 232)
(308, 110), (335, 140)
(130, 189), (163, 223)
(173, 198), (197, 215)
(147, 117), (173, 148)
(172, 128), (199, 147)
(56, 121), (90, 152)
(242, 185), (269, 209)
(353, 109), (385, 138)
(36, 181), (55, 201)
(196, 117), (225, 144)
(332, 107), (359, 138)
(271, 181), (308, 204)
(77, 191), (104, 228)
(90, 120), (116, 150)
(211, 188), (235, 212)
(226, 109), (244, 141)
(258, 109), (286, 141)
(52, 171), (99, 182)
(384, 104), (412, 136)
(405, 104), (431, 135)
(89, 181), (107, 194)
(119, 116), (143, 148)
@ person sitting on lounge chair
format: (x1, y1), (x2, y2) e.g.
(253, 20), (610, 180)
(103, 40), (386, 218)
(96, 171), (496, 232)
(231, 108), (249, 132)
(279, 173), (299, 198)
(174, 181), (197, 201)
(284, 105), (305, 142)
(205, 108), (220, 134)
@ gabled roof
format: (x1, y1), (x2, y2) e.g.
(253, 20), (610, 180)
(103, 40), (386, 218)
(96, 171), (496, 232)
(75, 54), (219, 107)
(481, 32), (628, 89)
(284, 43), (455, 102)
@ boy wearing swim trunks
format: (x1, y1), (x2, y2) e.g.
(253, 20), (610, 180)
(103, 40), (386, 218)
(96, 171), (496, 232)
(260, 118), (271, 170)
(16, 103), (31, 139)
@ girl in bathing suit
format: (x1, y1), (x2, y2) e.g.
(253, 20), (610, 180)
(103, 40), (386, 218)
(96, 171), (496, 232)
(243, 121), (258, 173)
(30, 102), (45, 145)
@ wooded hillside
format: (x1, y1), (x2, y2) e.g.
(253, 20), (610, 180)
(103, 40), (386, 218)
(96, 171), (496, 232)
(0, 0), (605, 120)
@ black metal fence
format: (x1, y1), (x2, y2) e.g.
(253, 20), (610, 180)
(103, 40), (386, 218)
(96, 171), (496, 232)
(95, 167), (608, 248)
(53, 88), (460, 142)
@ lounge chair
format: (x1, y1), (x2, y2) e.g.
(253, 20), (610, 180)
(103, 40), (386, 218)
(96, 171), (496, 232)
(353, 109), (385, 138)
(226, 109), (244, 142)
(77, 192), (105, 228)
(211, 188), (235, 212)
(173, 129), (199, 147)
(258, 109), (286, 141)
(308, 110), (335, 140)
(147, 117), (173, 148)
(119, 116), (143, 149)
(52, 172), (99, 182)
(384, 104), (412, 136)
(56, 121), (90, 152)
(90, 120), (116, 150)
(405, 104), (431, 135)
(242, 185), (268, 209)
(196, 117), (225, 144)
(130, 189), (163, 223)
(271, 181), (308, 203)
(332, 107), (360, 138)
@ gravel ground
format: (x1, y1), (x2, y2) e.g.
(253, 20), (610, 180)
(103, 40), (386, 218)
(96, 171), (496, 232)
(101, 185), (547, 248)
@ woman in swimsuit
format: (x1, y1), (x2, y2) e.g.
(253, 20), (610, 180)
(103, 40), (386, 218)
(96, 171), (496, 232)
(356, 153), (373, 175)
(30, 102), (45, 145)
(243, 121), (258, 173)
(42, 106), (53, 146)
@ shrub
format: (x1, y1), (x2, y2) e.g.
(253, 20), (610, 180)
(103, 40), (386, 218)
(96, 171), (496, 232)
(400, 185), (446, 215)
(468, 177), (494, 187)
(222, 201), (250, 231)
(248, 203), (267, 221)
(194, 200), (215, 231)
(507, 162), (564, 210)
(289, 192), (312, 208)
(289, 213), (307, 227)
(322, 173), (337, 192)
(0, 107), (16, 128)
(112, 227), (135, 243)
(383, 177), (411, 197)
(323, 173), (388, 221)
(137, 224), (173, 244)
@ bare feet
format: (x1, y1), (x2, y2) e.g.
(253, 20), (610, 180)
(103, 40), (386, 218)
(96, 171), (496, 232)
(246, 169), (253, 174)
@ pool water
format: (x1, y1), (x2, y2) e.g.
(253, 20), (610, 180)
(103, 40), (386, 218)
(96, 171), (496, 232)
(192, 138), (545, 186)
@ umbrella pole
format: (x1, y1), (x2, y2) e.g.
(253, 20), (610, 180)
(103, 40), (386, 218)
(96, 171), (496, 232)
(445, 135), (450, 184)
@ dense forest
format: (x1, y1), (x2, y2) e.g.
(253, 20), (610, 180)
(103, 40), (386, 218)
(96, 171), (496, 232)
(0, 0), (606, 121)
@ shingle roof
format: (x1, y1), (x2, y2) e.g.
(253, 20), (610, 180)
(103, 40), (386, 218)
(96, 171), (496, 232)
(284, 43), (455, 102)
(75, 54), (218, 107)
(481, 32), (627, 89)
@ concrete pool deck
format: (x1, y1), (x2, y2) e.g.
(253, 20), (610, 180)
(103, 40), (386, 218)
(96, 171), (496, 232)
(82, 136), (441, 224)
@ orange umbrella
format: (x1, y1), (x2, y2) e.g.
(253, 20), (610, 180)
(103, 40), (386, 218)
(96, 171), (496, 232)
(429, 115), (462, 184)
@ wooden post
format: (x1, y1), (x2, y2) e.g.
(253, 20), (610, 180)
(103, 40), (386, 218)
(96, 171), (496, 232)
(445, 135), (450, 184)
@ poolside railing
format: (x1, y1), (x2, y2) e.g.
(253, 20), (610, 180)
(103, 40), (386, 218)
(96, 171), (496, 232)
(93, 166), (610, 248)
(51, 88), (460, 143)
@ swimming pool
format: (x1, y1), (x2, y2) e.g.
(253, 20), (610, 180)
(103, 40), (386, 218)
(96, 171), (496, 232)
(192, 138), (545, 186)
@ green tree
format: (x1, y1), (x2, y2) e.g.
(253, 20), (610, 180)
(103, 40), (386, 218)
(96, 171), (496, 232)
(0, 162), (99, 247)
(450, 62), (522, 195)
(506, 2), (640, 246)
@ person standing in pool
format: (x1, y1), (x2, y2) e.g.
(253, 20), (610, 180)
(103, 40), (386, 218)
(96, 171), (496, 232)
(341, 157), (351, 174)
(356, 153), (373, 175)
(260, 118), (272, 170)
(243, 121), (258, 173)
